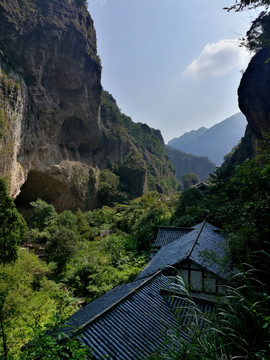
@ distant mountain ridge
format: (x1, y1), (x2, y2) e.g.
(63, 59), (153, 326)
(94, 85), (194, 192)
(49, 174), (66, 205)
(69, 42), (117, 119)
(168, 113), (247, 166)
(169, 127), (207, 147)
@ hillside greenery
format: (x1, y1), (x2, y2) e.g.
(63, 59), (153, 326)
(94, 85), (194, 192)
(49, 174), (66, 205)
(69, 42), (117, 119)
(99, 90), (178, 205)
(0, 181), (178, 358)
(0, 134), (270, 357)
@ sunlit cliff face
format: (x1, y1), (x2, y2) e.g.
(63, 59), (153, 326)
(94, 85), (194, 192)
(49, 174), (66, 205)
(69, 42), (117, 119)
(0, 0), (102, 211)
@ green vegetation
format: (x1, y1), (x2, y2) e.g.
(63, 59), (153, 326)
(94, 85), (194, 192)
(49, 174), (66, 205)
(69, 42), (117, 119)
(151, 262), (270, 360)
(225, 0), (270, 12)
(165, 137), (270, 359)
(171, 137), (270, 265)
(0, 250), (79, 359)
(182, 172), (200, 190)
(74, 0), (88, 7)
(0, 179), (27, 265)
(0, 185), (178, 357)
(30, 198), (57, 231)
(97, 169), (128, 207)
(19, 314), (92, 360)
(100, 90), (179, 200)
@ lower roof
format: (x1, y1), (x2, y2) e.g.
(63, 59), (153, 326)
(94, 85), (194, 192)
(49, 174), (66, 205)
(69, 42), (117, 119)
(66, 272), (215, 360)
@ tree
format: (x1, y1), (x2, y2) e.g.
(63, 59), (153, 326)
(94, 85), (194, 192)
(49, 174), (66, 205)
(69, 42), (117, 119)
(55, 210), (78, 232)
(76, 209), (91, 240)
(225, 0), (270, 12)
(45, 228), (79, 270)
(30, 199), (57, 231)
(0, 250), (78, 358)
(225, 1), (270, 52)
(244, 11), (270, 52)
(97, 169), (121, 207)
(170, 188), (207, 227)
(182, 172), (199, 190)
(0, 179), (27, 265)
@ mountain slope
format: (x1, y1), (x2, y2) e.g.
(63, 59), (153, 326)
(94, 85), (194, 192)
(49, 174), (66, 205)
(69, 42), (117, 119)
(168, 113), (247, 166)
(169, 127), (207, 148)
(165, 145), (216, 184)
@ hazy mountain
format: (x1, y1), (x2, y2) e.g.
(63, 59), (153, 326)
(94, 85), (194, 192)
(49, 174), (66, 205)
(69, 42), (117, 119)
(165, 145), (216, 184)
(168, 113), (247, 166)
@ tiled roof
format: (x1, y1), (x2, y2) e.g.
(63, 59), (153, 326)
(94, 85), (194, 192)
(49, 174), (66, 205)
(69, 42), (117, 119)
(137, 221), (230, 281)
(154, 227), (193, 247)
(77, 274), (178, 359)
(63, 221), (225, 359)
(65, 276), (154, 334)
(68, 273), (215, 360)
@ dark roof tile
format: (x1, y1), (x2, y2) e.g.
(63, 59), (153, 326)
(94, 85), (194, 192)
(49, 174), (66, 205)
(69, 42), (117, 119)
(76, 274), (179, 359)
(154, 227), (193, 247)
(137, 221), (230, 280)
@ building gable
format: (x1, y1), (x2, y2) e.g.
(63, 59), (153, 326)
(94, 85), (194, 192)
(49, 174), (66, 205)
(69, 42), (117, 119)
(137, 221), (230, 281)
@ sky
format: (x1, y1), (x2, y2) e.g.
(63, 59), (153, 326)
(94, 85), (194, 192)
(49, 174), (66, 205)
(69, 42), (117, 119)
(87, 0), (259, 143)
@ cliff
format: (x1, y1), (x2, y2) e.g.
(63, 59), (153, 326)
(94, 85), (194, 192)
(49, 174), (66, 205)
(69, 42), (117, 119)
(165, 145), (216, 184)
(0, 0), (177, 211)
(225, 48), (270, 167)
(238, 48), (270, 140)
(97, 91), (178, 206)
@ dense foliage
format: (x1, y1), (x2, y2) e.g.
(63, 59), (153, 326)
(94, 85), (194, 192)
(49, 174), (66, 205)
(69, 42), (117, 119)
(165, 138), (270, 359)
(172, 146), (270, 265)
(0, 187), (177, 358)
(0, 250), (79, 359)
(0, 179), (27, 265)
(150, 263), (270, 360)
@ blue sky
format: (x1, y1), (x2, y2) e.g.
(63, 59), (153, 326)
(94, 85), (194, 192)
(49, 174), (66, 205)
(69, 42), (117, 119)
(88, 0), (258, 142)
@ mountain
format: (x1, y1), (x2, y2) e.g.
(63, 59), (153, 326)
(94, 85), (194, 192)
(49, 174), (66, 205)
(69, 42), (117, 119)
(168, 127), (207, 148)
(168, 113), (247, 166)
(0, 0), (178, 212)
(165, 146), (216, 184)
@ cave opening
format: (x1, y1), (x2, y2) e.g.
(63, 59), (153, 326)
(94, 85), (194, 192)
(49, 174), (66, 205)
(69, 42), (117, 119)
(15, 170), (66, 216)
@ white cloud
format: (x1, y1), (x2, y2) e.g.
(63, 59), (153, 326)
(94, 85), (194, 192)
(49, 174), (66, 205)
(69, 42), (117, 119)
(184, 39), (251, 81)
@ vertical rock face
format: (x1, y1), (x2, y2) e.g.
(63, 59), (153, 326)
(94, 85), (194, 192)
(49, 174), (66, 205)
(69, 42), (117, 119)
(238, 49), (270, 139)
(0, 0), (102, 210)
(0, 0), (178, 211)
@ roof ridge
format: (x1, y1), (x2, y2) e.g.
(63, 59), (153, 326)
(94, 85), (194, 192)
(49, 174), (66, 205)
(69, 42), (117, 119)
(187, 220), (206, 258)
(158, 226), (194, 230)
(74, 270), (163, 334)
